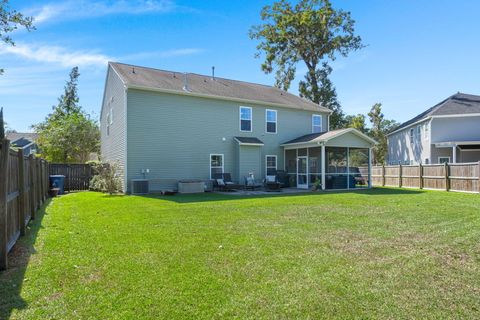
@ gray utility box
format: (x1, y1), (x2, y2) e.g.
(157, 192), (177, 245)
(178, 180), (205, 194)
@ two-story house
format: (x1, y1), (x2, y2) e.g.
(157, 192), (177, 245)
(101, 62), (376, 193)
(387, 93), (480, 165)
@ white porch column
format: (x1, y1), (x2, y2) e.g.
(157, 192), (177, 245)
(368, 148), (373, 188)
(452, 145), (457, 163)
(321, 144), (326, 190)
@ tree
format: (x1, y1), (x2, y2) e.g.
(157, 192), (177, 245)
(1, 0), (35, 74)
(367, 103), (399, 164)
(250, 0), (363, 127)
(345, 113), (368, 133)
(33, 67), (100, 163)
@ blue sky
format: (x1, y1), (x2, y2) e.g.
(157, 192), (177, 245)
(1, 0), (479, 132)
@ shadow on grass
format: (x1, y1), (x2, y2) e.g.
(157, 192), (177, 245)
(140, 187), (426, 204)
(0, 198), (51, 320)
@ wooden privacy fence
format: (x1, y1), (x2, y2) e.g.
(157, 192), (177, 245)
(49, 163), (94, 192)
(1, 138), (49, 270)
(371, 162), (480, 193)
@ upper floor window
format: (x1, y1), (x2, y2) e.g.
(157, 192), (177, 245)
(239, 106), (252, 132)
(110, 107), (113, 125)
(266, 109), (277, 133)
(424, 123), (429, 140)
(312, 115), (322, 133)
(409, 128), (414, 142)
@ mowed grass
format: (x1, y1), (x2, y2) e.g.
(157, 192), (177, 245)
(1, 188), (480, 319)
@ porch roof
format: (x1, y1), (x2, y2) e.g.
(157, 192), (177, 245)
(234, 136), (264, 146)
(280, 128), (377, 148)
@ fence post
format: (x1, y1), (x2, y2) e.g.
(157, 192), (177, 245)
(0, 139), (10, 270)
(28, 154), (36, 220)
(445, 162), (450, 191)
(399, 164), (403, 188)
(419, 163), (423, 189)
(382, 165), (385, 186)
(17, 149), (27, 236)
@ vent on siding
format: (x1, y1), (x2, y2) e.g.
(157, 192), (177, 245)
(131, 179), (149, 195)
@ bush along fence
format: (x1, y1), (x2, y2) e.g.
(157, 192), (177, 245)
(0, 138), (49, 270)
(370, 162), (480, 193)
(49, 163), (94, 192)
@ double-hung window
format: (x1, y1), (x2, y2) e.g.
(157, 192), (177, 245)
(240, 106), (252, 132)
(210, 154), (224, 179)
(266, 109), (277, 133)
(266, 155), (277, 176)
(409, 128), (414, 143)
(312, 115), (322, 133)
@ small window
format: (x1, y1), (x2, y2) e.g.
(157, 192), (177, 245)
(424, 124), (429, 140)
(312, 115), (322, 133)
(438, 157), (450, 164)
(110, 107), (113, 125)
(266, 109), (277, 133)
(266, 155), (277, 176)
(409, 128), (414, 142)
(425, 158), (429, 164)
(210, 154), (224, 179)
(240, 106), (252, 132)
(416, 126), (420, 138)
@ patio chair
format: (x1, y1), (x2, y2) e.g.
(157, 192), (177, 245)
(222, 173), (243, 190)
(244, 176), (262, 190)
(264, 175), (282, 191)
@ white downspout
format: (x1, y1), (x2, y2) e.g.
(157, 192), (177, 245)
(321, 144), (326, 190)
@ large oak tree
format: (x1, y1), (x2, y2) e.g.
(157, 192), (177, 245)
(250, 0), (363, 129)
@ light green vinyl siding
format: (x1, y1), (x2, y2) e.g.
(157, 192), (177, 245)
(125, 89), (329, 192)
(237, 145), (262, 182)
(100, 65), (126, 191)
(326, 132), (372, 148)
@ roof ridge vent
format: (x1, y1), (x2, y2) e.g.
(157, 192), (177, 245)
(183, 72), (190, 92)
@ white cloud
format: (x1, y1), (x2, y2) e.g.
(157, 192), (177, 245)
(0, 43), (111, 68)
(28, 0), (178, 24)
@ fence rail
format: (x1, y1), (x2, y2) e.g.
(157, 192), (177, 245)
(49, 163), (93, 192)
(1, 138), (49, 270)
(371, 162), (480, 193)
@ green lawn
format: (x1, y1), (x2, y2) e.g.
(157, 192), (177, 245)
(1, 188), (480, 319)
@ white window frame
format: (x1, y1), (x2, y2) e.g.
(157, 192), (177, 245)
(265, 109), (277, 134)
(210, 154), (224, 179)
(312, 114), (322, 133)
(239, 106), (252, 132)
(424, 123), (429, 140)
(110, 107), (113, 125)
(409, 128), (414, 143)
(438, 156), (450, 164)
(265, 155), (277, 177)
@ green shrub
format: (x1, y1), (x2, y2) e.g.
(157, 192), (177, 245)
(89, 162), (123, 194)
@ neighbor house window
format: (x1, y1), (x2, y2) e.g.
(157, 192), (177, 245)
(409, 128), (414, 142)
(266, 109), (277, 133)
(210, 154), (224, 179)
(110, 107), (113, 125)
(266, 155), (277, 176)
(424, 123), (429, 140)
(240, 106), (252, 132)
(438, 157), (450, 164)
(312, 115), (322, 133)
(106, 111), (110, 136)
(416, 126), (421, 138)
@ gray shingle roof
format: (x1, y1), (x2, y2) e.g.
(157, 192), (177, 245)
(281, 128), (376, 146)
(6, 132), (38, 144)
(392, 93), (480, 133)
(110, 62), (331, 113)
(234, 137), (264, 145)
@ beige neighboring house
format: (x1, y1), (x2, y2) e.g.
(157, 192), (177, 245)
(387, 93), (480, 165)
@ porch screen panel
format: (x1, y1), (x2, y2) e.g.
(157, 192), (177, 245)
(325, 147), (348, 189)
(348, 148), (369, 188)
(285, 149), (297, 187)
(308, 147), (321, 184)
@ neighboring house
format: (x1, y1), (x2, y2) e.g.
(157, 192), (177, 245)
(6, 132), (39, 156)
(101, 62), (376, 193)
(387, 93), (480, 165)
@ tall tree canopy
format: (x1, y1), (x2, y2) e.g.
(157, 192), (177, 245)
(250, 0), (363, 129)
(368, 103), (399, 164)
(0, 0), (35, 74)
(33, 67), (100, 163)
